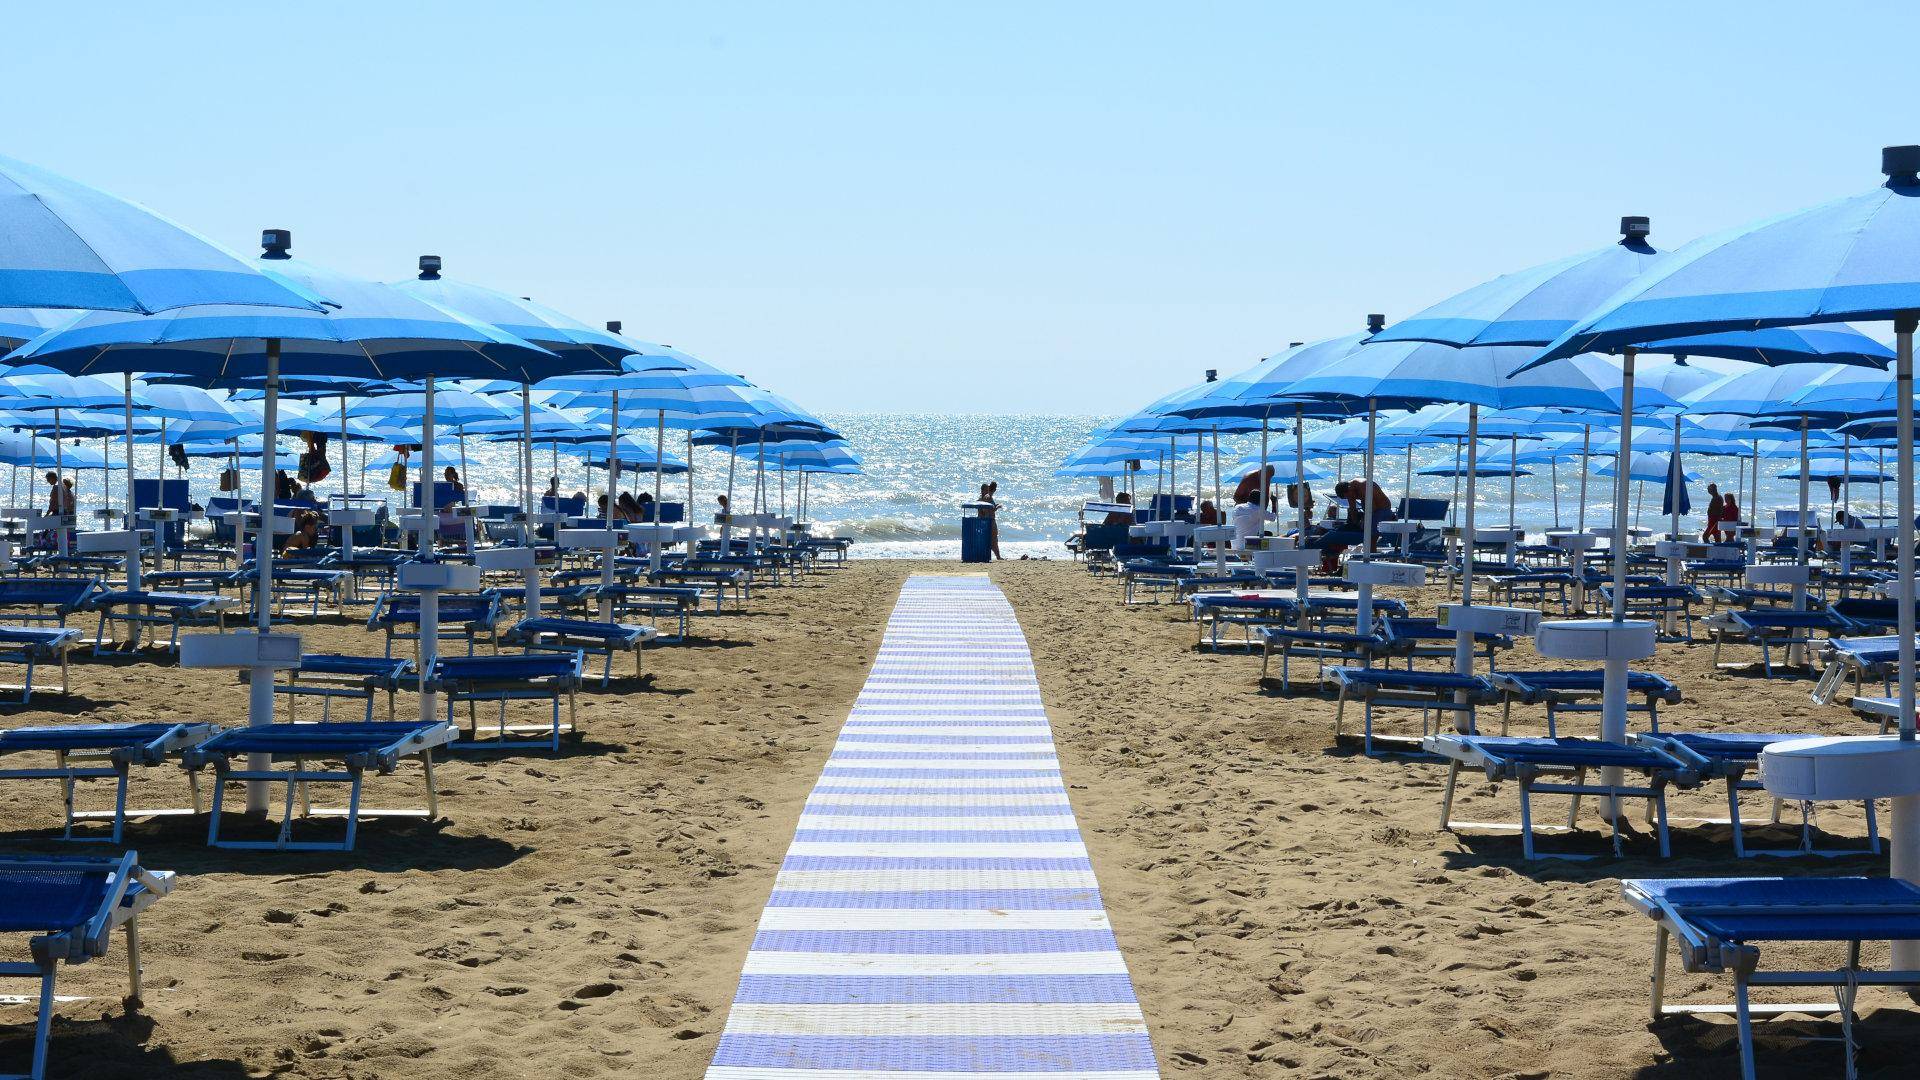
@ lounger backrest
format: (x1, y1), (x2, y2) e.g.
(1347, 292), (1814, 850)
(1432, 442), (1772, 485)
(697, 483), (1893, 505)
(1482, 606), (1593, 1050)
(0, 576), (98, 608)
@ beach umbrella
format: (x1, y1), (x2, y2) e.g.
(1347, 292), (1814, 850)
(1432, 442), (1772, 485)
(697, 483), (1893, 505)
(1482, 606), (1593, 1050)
(1531, 147), (1920, 933)
(8, 228), (607, 774)
(0, 153), (328, 314)
(1384, 214), (1892, 814)
(1596, 452), (1699, 482)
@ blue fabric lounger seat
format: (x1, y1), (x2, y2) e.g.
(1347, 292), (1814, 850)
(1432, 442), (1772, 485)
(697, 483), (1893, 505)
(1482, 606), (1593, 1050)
(1258, 626), (1383, 685)
(1490, 669), (1683, 736)
(1621, 876), (1920, 1080)
(1378, 617), (1512, 669)
(646, 566), (748, 606)
(0, 625), (84, 702)
(1812, 634), (1915, 707)
(183, 721), (456, 851)
(1487, 570), (1578, 614)
(1633, 732), (1880, 858)
(1329, 667), (1496, 757)
(430, 653), (585, 752)
(1600, 583), (1706, 641)
(368, 591), (504, 657)
(0, 723), (215, 843)
(503, 616), (657, 684)
(0, 851), (173, 1080)
(1190, 592), (1303, 647)
(0, 577), (100, 627)
(236, 562), (350, 618)
(1424, 733), (1693, 859)
(266, 654), (415, 723)
(1710, 608), (1848, 677)
(87, 590), (233, 653)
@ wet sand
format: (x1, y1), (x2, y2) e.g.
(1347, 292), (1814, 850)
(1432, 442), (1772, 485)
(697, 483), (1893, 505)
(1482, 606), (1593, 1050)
(0, 560), (1909, 1078)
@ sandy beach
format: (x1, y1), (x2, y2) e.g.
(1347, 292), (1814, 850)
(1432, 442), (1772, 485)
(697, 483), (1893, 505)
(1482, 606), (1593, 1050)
(0, 559), (1912, 1078)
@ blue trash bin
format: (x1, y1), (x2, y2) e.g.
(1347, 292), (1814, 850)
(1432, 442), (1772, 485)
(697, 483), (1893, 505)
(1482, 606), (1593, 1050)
(960, 501), (994, 563)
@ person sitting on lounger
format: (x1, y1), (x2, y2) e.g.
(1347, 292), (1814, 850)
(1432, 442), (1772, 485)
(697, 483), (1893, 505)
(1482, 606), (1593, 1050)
(615, 492), (642, 523)
(1196, 498), (1219, 526)
(443, 466), (466, 503)
(282, 510), (321, 551)
(1101, 492), (1132, 526)
(1236, 465), (1277, 510)
(1231, 490), (1273, 549)
(635, 491), (655, 523)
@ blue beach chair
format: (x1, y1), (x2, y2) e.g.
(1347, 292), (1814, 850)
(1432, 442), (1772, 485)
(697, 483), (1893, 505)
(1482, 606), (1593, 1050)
(88, 589), (234, 654)
(0, 852), (173, 1080)
(1425, 733), (1695, 858)
(0, 723), (214, 843)
(1330, 668), (1496, 756)
(1490, 669), (1682, 736)
(1621, 876), (1920, 1080)
(1709, 607), (1849, 677)
(503, 616), (657, 684)
(184, 720), (456, 851)
(0, 577), (99, 627)
(0, 625), (84, 702)
(262, 654), (415, 722)
(1633, 732), (1881, 857)
(368, 590), (504, 658)
(431, 652), (585, 752)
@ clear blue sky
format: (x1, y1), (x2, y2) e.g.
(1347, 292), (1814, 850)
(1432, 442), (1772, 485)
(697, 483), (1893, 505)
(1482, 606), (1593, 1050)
(10, 2), (1916, 413)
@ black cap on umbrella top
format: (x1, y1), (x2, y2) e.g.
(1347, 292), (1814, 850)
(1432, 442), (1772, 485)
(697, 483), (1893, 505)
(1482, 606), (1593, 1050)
(1366, 313), (1386, 335)
(1882, 145), (1920, 187)
(417, 255), (442, 280)
(260, 229), (292, 259)
(606, 320), (622, 334)
(1619, 216), (1651, 245)
(1205, 369), (1218, 382)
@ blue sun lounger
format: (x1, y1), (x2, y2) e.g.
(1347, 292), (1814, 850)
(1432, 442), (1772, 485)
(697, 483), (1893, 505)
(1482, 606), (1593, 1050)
(1486, 570), (1578, 614)
(1424, 733), (1693, 858)
(1709, 607), (1848, 677)
(1621, 876), (1920, 1080)
(1258, 626), (1383, 687)
(88, 589), (235, 654)
(503, 616), (657, 684)
(1812, 634), (1911, 705)
(1330, 668), (1497, 756)
(647, 564), (749, 606)
(259, 654), (415, 722)
(1599, 583), (1705, 641)
(431, 652), (585, 752)
(1378, 616), (1512, 670)
(0, 852), (173, 1080)
(0, 723), (214, 844)
(1490, 669), (1682, 736)
(0, 577), (100, 627)
(368, 591), (504, 658)
(184, 720), (456, 851)
(1632, 732), (1880, 858)
(0, 625), (84, 702)
(1191, 592), (1303, 648)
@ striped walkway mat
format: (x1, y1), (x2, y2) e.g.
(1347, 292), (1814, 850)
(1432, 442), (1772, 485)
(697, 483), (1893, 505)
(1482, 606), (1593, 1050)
(707, 574), (1159, 1078)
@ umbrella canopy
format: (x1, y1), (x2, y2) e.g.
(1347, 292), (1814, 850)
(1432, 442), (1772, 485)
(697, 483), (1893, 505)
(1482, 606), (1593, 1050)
(1596, 452), (1699, 483)
(391, 256), (632, 367)
(0, 155), (328, 314)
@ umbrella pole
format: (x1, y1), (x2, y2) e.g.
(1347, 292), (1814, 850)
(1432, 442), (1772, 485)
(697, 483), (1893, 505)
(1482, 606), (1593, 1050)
(1793, 418), (1811, 665)
(1750, 437), (1762, 561)
(1257, 416), (1269, 518)
(602, 391), (620, 620)
(1450, 405), (1480, 727)
(687, 429), (695, 524)
(417, 375), (441, 727)
(1449, 441), (1461, 528)
(121, 373), (135, 537)
(1550, 455), (1560, 529)
(1507, 433), (1517, 538)
(1599, 347), (1639, 823)
(244, 339), (285, 814)
(341, 396), (350, 499)
(1362, 399), (1376, 564)
(653, 409), (666, 573)
(723, 432), (739, 552)
(1664, 421), (1683, 636)
(1578, 425), (1590, 533)
(1211, 428), (1221, 521)
(1890, 316), (1919, 972)
(1293, 407), (1307, 607)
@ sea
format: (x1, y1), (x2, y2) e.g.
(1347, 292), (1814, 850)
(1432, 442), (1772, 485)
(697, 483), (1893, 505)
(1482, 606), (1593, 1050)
(30, 414), (1887, 558)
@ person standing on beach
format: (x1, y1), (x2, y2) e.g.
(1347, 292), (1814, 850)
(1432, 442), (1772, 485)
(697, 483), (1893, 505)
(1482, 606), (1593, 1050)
(979, 482), (1003, 560)
(1231, 489), (1273, 549)
(1703, 483), (1725, 542)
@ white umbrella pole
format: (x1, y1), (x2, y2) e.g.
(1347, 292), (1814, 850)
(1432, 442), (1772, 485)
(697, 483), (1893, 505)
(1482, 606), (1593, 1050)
(417, 376), (441, 726)
(1550, 455), (1560, 529)
(1257, 416), (1269, 519)
(1362, 400), (1376, 563)
(244, 339), (285, 814)
(1507, 433), (1518, 536)
(1665, 421), (1683, 635)
(1450, 405), (1480, 728)
(521, 385), (534, 535)
(1211, 428), (1221, 518)
(121, 373), (135, 533)
(601, 391), (619, 620)
(652, 409), (666, 572)
(723, 432), (739, 552)
(686, 429), (695, 521)
(1449, 441), (1461, 528)
(340, 396), (351, 498)
(1890, 317), (1919, 973)
(1751, 438), (1762, 560)
(1578, 425), (1590, 533)
(1600, 348), (1639, 822)
(1293, 407), (1307, 606)
(51, 409), (66, 557)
